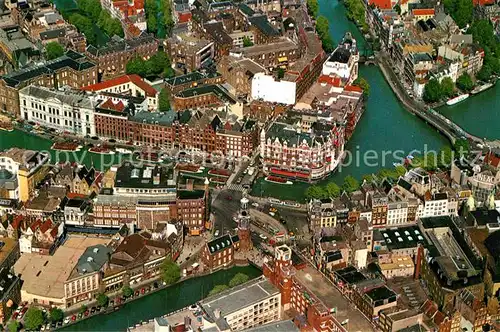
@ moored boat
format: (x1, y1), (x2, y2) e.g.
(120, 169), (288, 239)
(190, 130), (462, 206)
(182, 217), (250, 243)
(89, 145), (115, 155)
(51, 141), (82, 151)
(265, 176), (293, 185)
(208, 168), (231, 177)
(471, 81), (495, 95)
(176, 164), (201, 173)
(0, 121), (14, 132)
(446, 94), (469, 106)
(115, 147), (133, 154)
(209, 177), (227, 184)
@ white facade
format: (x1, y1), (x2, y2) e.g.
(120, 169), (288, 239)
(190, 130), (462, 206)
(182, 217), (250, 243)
(19, 86), (96, 136)
(422, 195), (449, 218)
(387, 202), (409, 226)
(251, 73), (296, 105)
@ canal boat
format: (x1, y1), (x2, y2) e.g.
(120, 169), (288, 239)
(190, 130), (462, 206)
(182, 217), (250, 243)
(0, 121), (14, 131)
(89, 145), (115, 155)
(51, 141), (82, 152)
(446, 94), (469, 106)
(471, 81), (495, 95)
(265, 176), (293, 185)
(115, 148), (133, 154)
(208, 168), (231, 177)
(209, 177), (227, 184)
(176, 164), (202, 173)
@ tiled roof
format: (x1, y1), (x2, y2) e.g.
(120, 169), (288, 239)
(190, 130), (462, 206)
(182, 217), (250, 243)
(413, 9), (435, 16)
(82, 74), (158, 97)
(369, 0), (392, 10)
(344, 85), (363, 93)
(206, 234), (233, 254)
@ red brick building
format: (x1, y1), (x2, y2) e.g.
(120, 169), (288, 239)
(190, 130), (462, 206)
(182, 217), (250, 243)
(202, 235), (236, 270)
(176, 189), (207, 236)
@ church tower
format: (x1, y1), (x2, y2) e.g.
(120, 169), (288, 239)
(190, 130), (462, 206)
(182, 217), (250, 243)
(237, 193), (253, 251)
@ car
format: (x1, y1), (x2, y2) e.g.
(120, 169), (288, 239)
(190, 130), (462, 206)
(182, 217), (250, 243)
(84, 310), (89, 317)
(77, 313), (83, 319)
(189, 304), (198, 311)
(64, 317), (71, 324)
(214, 230), (220, 236)
(20, 306), (28, 318)
(153, 282), (159, 288)
(57, 321), (63, 327)
(135, 290), (139, 297)
(41, 325), (46, 331)
(71, 315), (77, 321)
(51, 322), (56, 328)
(251, 202), (259, 207)
(226, 196), (232, 201)
(243, 184), (250, 189)
(259, 234), (267, 240)
(141, 288), (145, 294)
(280, 218), (286, 224)
(97, 306), (102, 312)
(12, 311), (19, 319)
(269, 212), (275, 217)
(108, 139), (116, 143)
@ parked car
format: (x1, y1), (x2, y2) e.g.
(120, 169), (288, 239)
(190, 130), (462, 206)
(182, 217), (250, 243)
(214, 230), (220, 237)
(71, 315), (77, 321)
(64, 317), (71, 324)
(251, 202), (259, 207)
(259, 234), (267, 240)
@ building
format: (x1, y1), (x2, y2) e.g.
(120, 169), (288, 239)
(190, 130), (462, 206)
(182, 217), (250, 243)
(0, 238), (20, 272)
(64, 197), (91, 226)
(165, 32), (215, 72)
(0, 268), (21, 325)
(251, 73), (296, 105)
(201, 235), (236, 270)
(13, 236), (110, 307)
(19, 86), (97, 136)
(82, 74), (159, 111)
(377, 253), (414, 279)
(260, 110), (344, 182)
(164, 70), (223, 95)
(64, 244), (112, 307)
(0, 148), (50, 202)
(230, 38), (300, 69)
(172, 84), (240, 112)
(322, 33), (359, 85)
(0, 51), (97, 117)
(308, 198), (337, 234)
(0, 28), (37, 68)
(176, 189), (207, 236)
(217, 54), (266, 98)
(86, 34), (158, 79)
(438, 44), (485, 77)
(351, 283), (398, 320)
(199, 276), (281, 331)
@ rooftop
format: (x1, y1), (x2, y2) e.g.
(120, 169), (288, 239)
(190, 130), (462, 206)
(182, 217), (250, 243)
(0, 268), (19, 301)
(114, 162), (175, 189)
(378, 226), (427, 250)
(364, 285), (397, 303)
(248, 15), (280, 37)
(72, 244), (112, 278)
(175, 84), (237, 104)
(82, 74), (158, 97)
(206, 234), (233, 255)
(14, 236), (109, 300)
(243, 320), (299, 331)
(200, 276), (279, 319)
(164, 70), (221, 87)
(0, 237), (18, 267)
(234, 38), (298, 57)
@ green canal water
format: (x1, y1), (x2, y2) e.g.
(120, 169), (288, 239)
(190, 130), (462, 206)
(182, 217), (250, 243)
(437, 83), (500, 140)
(61, 266), (261, 331)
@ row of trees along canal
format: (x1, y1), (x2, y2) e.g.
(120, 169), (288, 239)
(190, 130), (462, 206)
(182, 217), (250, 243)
(6, 259), (181, 332)
(423, 0), (500, 103)
(304, 139), (470, 200)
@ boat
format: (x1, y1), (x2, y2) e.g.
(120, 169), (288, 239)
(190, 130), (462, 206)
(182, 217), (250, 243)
(446, 94), (469, 106)
(51, 141), (82, 152)
(115, 148), (133, 154)
(209, 177), (227, 184)
(136, 151), (161, 162)
(471, 82), (495, 95)
(208, 169), (231, 177)
(89, 145), (115, 155)
(265, 176), (293, 185)
(0, 121), (14, 132)
(176, 164), (201, 174)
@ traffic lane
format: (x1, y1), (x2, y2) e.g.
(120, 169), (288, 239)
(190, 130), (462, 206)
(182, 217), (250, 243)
(211, 189), (243, 232)
(278, 209), (309, 235)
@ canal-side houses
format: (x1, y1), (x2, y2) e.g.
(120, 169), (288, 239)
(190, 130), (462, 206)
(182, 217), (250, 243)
(0, 51), (97, 117)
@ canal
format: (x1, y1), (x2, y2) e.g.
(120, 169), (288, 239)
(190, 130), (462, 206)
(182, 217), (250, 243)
(61, 266), (261, 331)
(437, 84), (500, 140)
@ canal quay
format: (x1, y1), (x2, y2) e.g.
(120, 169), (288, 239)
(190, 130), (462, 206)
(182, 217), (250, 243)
(60, 266), (261, 331)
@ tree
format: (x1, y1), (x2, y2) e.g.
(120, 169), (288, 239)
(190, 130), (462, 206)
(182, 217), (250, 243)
(315, 16), (335, 53)
(229, 273), (249, 287)
(440, 77), (455, 98)
(209, 284), (229, 296)
(242, 36), (254, 47)
(79, 304), (87, 314)
(454, 139), (470, 157)
(344, 0), (366, 25)
(159, 88), (170, 112)
(468, 20), (496, 51)
(476, 64), (492, 81)
(149, 52), (171, 76)
(353, 77), (370, 97)
(325, 182), (341, 197)
(7, 321), (20, 332)
(305, 185), (328, 200)
(277, 67), (285, 79)
(161, 258), (181, 285)
(24, 307), (45, 330)
(456, 73), (474, 92)
(394, 4), (401, 14)
(342, 175), (359, 193)
(97, 293), (109, 307)
(443, 0), (473, 28)
(423, 79), (442, 103)
(45, 42), (64, 60)
(306, 0), (319, 17)
(49, 308), (64, 322)
(126, 57), (148, 77)
(122, 285), (133, 297)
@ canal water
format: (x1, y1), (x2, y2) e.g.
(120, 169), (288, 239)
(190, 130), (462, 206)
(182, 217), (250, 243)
(437, 84), (500, 140)
(61, 266), (261, 331)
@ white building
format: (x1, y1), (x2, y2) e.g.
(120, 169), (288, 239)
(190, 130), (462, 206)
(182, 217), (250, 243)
(386, 201), (409, 226)
(64, 198), (90, 226)
(82, 74), (159, 111)
(251, 73), (296, 105)
(322, 32), (359, 84)
(199, 276), (281, 331)
(19, 86), (96, 136)
(422, 193), (453, 218)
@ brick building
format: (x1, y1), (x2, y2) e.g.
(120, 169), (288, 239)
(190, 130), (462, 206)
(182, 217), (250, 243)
(217, 54), (266, 98)
(232, 38), (300, 69)
(86, 34), (158, 79)
(201, 235), (236, 270)
(165, 32), (215, 72)
(164, 70), (223, 95)
(0, 51), (97, 117)
(176, 189), (207, 236)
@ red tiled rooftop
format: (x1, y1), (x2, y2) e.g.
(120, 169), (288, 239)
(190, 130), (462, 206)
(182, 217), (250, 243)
(39, 218), (53, 233)
(473, 0), (494, 5)
(178, 12), (192, 23)
(318, 75), (342, 87)
(344, 85), (363, 93)
(369, 0), (392, 10)
(413, 8), (435, 16)
(82, 74), (158, 97)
